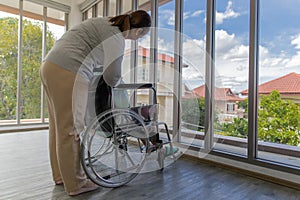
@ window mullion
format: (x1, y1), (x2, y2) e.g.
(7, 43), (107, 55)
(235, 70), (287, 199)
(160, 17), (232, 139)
(205, 0), (216, 151)
(248, 0), (259, 160)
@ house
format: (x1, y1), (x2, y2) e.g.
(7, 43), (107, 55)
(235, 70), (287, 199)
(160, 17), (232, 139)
(240, 72), (300, 104)
(192, 85), (245, 122)
(122, 46), (189, 125)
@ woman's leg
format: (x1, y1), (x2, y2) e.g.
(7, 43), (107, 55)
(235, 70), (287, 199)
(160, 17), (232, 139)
(40, 61), (96, 194)
(40, 65), (62, 184)
(47, 91), (63, 184)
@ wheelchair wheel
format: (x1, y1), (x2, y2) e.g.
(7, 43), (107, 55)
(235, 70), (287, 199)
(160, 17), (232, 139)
(81, 109), (150, 188)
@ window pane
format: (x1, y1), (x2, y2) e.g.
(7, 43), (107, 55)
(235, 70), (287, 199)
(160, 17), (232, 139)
(97, 1), (104, 17)
(214, 0), (249, 156)
(47, 8), (65, 41)
(21, 1), (43, 123)
(181, 0), (206, 148)
(258, 0), (300, 167)
(0, 11), (18, 125)
(121, 0), (132, 14)
(156, 0), (175, 127)
(108, 0), (116, 16)
(87, 8), (93, 19)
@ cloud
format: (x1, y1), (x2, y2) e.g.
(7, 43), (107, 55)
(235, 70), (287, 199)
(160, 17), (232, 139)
(215, 30), (239, 55)
(291, 34), (300, 49)
(216, 1), (240, 25)
(191, 10), (205, 17)
(159, 10), (175, 26)
(159, 9), (205, 26)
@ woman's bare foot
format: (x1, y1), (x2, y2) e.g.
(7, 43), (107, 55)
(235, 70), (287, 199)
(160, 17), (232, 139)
(54, 179), (64, 185)
(55, 180), (63, 185)
(68, 180), (99, 196)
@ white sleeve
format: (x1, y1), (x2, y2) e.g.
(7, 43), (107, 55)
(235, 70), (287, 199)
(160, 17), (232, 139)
(102, 34), (125, 87)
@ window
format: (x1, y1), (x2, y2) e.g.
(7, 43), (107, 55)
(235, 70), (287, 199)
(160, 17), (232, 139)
(79, 0), (300, 175)
(0, 1), (69, 125)
(227, 103), (235, 112)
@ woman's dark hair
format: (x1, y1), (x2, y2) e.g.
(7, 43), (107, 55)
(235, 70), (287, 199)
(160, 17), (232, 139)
(109, 10), (151, 33)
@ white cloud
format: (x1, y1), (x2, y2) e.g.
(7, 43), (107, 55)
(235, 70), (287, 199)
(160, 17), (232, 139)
(159, 9), (204, 26)
(216, 1), (240, 25)
(191, 10), (205, 17)
(215, 30), (239, 56)
(159, 10), (175, 26)
(291, 34), (300, 49)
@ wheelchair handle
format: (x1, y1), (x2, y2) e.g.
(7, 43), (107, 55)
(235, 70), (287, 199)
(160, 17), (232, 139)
(113, 83), (157, 105)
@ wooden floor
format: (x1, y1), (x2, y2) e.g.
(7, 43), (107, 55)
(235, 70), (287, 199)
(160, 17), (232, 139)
(0, 130), (299, 200)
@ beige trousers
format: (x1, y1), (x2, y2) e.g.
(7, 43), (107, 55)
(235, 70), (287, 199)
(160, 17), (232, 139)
(40, 61), (89, 193)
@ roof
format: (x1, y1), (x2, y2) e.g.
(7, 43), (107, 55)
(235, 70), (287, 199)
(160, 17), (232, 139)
(192, 85), (243, 101)
(241, 72), (300, 95)
(125, 46), (188, 68)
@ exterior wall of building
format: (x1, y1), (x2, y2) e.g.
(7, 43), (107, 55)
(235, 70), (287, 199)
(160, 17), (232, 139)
(121, 50), (177, 125)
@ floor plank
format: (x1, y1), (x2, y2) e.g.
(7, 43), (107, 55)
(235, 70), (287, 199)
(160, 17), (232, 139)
(0, 130), (299, 200)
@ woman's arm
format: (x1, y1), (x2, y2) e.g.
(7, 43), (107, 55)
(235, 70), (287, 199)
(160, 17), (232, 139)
(102, 34), (125, 87)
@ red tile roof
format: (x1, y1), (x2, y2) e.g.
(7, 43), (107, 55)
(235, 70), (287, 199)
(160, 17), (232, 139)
(192, 85), (243, 101)
(241, 72), (300, 95)
(125, 46), (188, 67)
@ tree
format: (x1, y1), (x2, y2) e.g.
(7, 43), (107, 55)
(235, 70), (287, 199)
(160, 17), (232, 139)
(0, 17), (56, 120)
(221, 117), (248, 138)
(258, 90), (300, 146)
(218, 90), (300, 146)
(181, 97), (205, 131)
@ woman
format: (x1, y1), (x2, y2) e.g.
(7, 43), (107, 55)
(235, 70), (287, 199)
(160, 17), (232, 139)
(40, 10), (151, 196)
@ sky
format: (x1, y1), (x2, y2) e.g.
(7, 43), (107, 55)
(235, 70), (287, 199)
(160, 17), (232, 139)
(139, 0), (300, 92)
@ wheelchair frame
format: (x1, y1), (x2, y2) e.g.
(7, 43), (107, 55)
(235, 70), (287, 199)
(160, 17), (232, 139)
(80, 83), (177, 188)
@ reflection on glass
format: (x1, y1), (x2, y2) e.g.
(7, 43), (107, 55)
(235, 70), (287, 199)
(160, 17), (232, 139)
(214, 0), (249, 156)
(258, 0), (300, 167)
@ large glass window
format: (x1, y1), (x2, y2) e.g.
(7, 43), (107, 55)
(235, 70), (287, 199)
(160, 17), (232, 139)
(258, 0), (300, 167)
(79, 0), (300, 174)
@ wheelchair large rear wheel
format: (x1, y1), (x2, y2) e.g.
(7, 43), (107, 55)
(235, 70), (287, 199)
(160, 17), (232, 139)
(81, 109), (150, 188)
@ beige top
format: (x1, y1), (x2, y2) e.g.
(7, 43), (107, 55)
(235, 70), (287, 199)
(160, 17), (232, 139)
(45, 17), (125, 86)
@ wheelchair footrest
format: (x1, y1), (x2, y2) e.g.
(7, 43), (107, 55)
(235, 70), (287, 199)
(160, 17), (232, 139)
(164, 146), (179, 157)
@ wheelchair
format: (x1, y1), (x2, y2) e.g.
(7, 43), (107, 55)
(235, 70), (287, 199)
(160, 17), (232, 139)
(80, 77), (178, 188)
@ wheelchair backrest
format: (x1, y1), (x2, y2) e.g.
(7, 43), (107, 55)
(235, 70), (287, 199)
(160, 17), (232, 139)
(130, 104), (159, 122)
